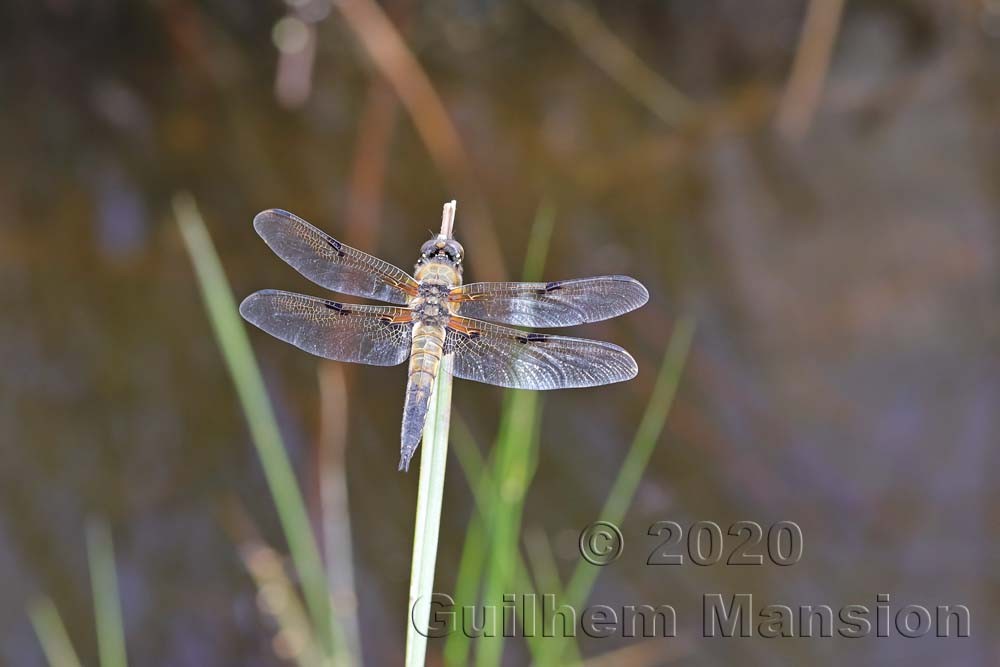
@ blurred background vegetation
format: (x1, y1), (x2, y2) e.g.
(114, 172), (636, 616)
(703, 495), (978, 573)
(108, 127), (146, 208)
(1, 0), (997, 665)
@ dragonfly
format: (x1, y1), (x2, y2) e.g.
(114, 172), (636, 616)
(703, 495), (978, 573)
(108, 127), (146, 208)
(239, 206), (648, 471)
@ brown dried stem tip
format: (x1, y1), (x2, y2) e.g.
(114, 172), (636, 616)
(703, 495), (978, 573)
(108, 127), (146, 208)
(439, 200), (456, 240)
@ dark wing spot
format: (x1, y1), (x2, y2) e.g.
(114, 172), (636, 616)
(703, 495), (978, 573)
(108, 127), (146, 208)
(525, 333), (549, 342)
(544, 281), (563, 292)
(325, 237), (346, 257)
(324, 300), (346, 312)
(516, 335), (528, 344)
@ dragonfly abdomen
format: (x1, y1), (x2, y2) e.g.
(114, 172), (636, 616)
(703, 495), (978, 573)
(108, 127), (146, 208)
(399, 323), (446, 471)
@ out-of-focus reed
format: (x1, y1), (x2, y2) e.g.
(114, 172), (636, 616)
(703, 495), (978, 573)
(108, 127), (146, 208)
(174, 193), (352, 666)
(28, 518), (126, 667)
(443, 204), (695, 666)
(27, 597), (82, 667)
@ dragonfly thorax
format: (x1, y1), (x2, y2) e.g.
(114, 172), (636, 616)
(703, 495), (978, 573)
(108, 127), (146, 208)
(409, 282), (452, 326)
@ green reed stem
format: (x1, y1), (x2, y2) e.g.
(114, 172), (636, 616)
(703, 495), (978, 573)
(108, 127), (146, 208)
(86, 519), (127, 667)
(405, 201), (458, 667)
(443, 417), (489, 666)
(542, 316), (695, 664)
(28, 597), (83, 667)
(450, 415), (582, 666)
(566, 320), (693, 606)
(474, 389), (540, 667)
(405, 354), (454, 666)
(444, 202), (556, 667)
(174, 193), (338, 660)
(475, 202), (554, 667)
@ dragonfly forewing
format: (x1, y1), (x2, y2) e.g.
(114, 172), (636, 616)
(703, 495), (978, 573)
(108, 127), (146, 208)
(253, 209), (419, 305)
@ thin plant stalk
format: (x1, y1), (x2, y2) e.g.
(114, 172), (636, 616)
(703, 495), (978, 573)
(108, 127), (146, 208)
(86, 519), (127, 667)
(474, 390), (539, 667)
(318, 364), (362, 666)
(443, 416), (490, 666)
(174, 193), (338, 659)
(475, 202), (554, 667)
(569, 316), (695, 584)
(218, 498), (325, 667)
(445, 203), (557, 667)
(404, 201), (458, 667)
(525, 0), (695, 127)
(541, 317), (695, 664)
(239, 539), (325, 666)
(775, 0), (846, 140)
(28, 597), (83, 667)
(450, 417), (582, 666)
(335, 0), (507, 281)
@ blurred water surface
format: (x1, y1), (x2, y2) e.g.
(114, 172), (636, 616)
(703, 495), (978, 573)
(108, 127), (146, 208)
(0, 1), (997, 665)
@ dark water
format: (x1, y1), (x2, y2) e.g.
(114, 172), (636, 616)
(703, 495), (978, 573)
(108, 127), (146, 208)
(1, 1), (997, 665)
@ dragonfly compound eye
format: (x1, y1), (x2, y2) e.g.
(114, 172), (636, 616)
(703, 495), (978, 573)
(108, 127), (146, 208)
(443, 240), (464, 262)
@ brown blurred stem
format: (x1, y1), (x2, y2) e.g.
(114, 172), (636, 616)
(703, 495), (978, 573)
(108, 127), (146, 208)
(776, 0), (846, 140)
(345, 79), (399, 249)
(312, 68), (404, 667)
(317, 364), (361, 666)
(334, 0), (507, 279)
(526, 0), (696, 128)
(220, 500), (324, 666)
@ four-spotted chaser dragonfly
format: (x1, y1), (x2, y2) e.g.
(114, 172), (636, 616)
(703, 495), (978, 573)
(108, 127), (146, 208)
(240, 208), (648, 471)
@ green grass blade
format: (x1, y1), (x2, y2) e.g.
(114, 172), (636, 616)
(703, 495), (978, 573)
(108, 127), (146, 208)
(449, 413), (490, 506)
(541, 317), (694, 664)
(443, 416), (490, 666)
(405, 354), (455, 666)
(520, 199), (555, 283)
(590, 316), (695, 525)
(173, 193), (337, 659)
(474, 390), (540, 667)
(27, 597), (83, 667)
(86, 519), (127, 667)
(451, 416), (581, 666)
(473, 200), (557, 666)
(523, 529), (561, 599)
(521, 527), (577, 662)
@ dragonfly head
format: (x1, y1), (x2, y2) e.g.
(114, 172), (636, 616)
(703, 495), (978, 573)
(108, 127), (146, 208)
(417, 237), (464, 273)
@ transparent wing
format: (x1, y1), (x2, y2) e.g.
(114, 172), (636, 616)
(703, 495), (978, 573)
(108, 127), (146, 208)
(444, 315), (637, 389)
(240, 290), (413, 365)
(253, 209), (419, 305)
(449, 276), (648, 327)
